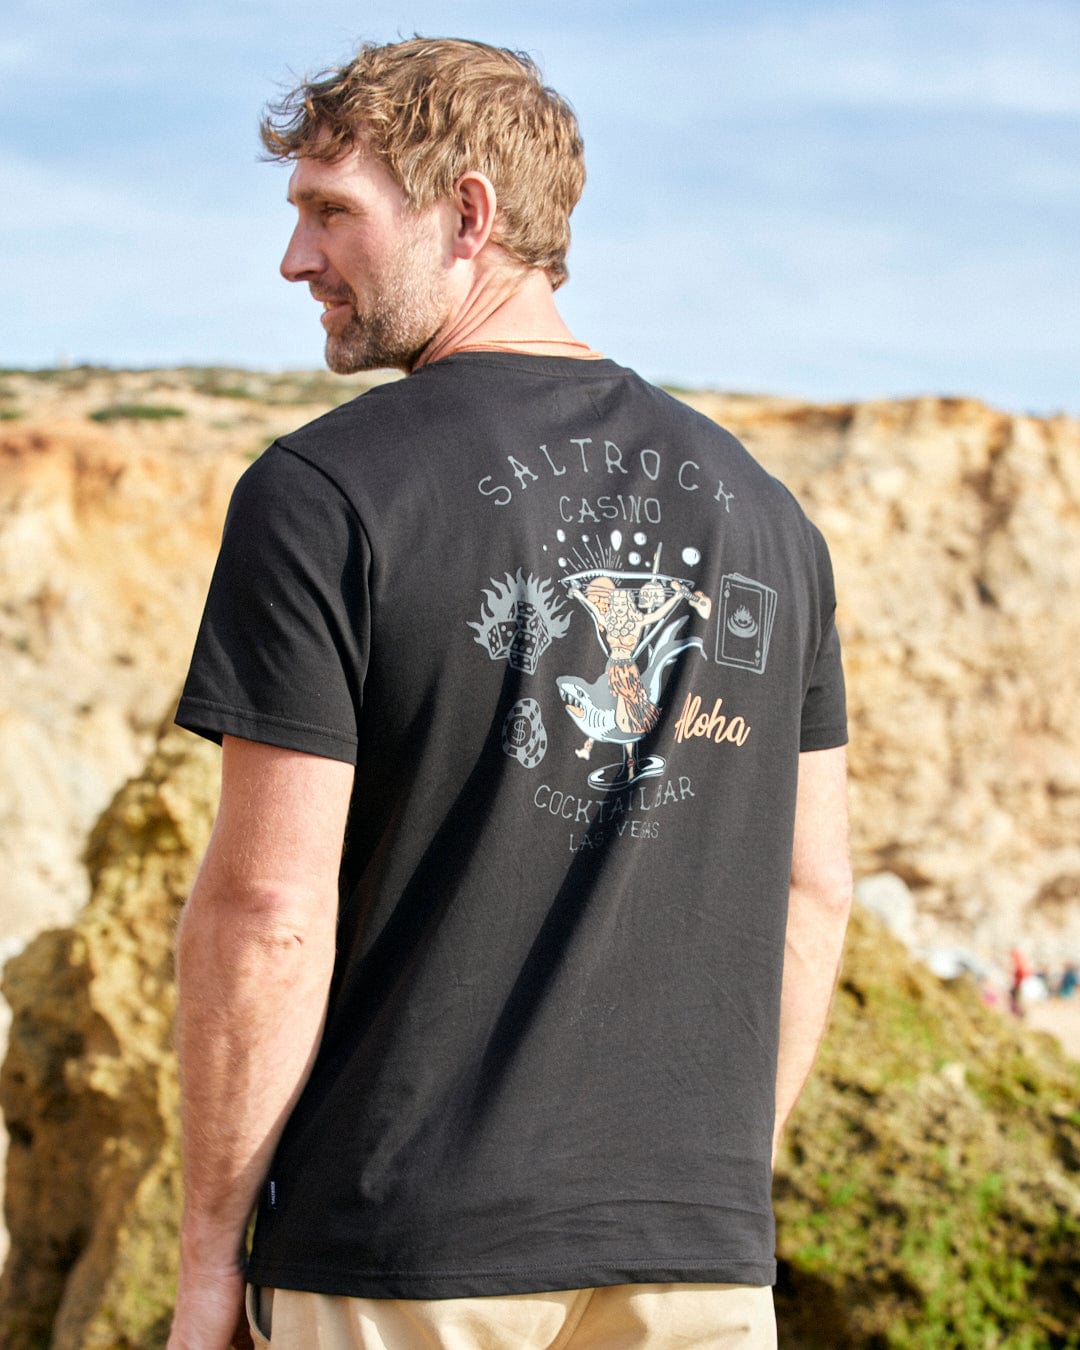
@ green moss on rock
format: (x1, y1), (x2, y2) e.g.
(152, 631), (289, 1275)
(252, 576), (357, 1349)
(774, 908), (1080, 1348)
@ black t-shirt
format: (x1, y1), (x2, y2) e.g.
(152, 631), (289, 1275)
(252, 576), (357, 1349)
(177, 353), (847, 1298)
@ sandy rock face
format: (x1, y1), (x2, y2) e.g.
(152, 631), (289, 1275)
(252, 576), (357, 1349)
(0, 722), (219, 1350)
(687, 393), (1080, 963)
(2, 375), (1078, 967)
(0, 367), (384, 948)
(0, 417), (242, 941)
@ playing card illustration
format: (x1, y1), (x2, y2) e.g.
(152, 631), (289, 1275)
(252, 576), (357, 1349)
(716, 573), (777, 674)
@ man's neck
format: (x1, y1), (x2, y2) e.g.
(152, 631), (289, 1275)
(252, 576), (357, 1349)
(412, 264), (601, 371)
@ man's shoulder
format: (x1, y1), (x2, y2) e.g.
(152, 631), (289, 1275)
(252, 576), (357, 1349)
(641, 385), (804, 505)
(277, 374), (416, 449)
(264, 357), (799, 520)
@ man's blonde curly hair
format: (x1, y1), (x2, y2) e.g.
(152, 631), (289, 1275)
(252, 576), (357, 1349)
(260, 37), (586, 290)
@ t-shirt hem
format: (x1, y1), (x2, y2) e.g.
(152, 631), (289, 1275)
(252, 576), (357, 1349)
(175, 696), (358, 764)
(244, 1257), (778, 1299)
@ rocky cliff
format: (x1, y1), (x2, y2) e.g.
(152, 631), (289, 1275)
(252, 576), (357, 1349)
(685, 391), (1080, 964)
(773, 911), (1080, 1347)
(0, 718), (1076, 1348)
(1, 370), (1079, 1346)
(0, 722), (219, 1350)
(0, 367), (378, 946)
(3, 372), (1077, 965)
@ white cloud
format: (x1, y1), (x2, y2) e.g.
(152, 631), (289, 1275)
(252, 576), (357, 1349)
(2, 0), (1077, 412)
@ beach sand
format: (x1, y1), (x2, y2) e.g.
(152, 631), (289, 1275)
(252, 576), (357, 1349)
(1024, 999), (1080, 1061)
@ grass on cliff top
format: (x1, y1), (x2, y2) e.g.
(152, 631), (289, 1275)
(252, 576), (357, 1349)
(88, 403), (188, 423)
(774, 906), (1080, 1349)
(177, 366), (366, 405)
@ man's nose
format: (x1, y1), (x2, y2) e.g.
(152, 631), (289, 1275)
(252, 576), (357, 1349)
(280, 224), (321, 282)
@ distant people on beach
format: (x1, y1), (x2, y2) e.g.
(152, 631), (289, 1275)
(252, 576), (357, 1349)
(1003, 947), (1080, 1015)
(1009, 948), (1031, 1017)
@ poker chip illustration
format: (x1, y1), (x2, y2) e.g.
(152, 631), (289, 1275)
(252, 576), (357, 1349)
(502, 698), (548, 768)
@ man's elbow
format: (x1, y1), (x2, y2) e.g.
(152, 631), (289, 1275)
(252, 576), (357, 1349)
(789, 863), (854, 928)
(820, 866), (854, 920)
(783, 871), (852, 987)
(179, 871), (335, 955)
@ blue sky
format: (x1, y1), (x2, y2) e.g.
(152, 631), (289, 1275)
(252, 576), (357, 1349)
(4, 0), (1077, 413)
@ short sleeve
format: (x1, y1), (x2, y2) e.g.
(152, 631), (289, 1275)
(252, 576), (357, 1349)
(176, 444), (369, 763)
(799, 526), (848, 752)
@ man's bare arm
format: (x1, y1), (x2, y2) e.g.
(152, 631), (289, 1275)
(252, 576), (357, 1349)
(168, 736), (354, 1350)
(773, 745), (853, 1164)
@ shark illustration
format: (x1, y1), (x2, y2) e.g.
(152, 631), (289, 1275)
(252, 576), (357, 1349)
(557, 616), (704, 747)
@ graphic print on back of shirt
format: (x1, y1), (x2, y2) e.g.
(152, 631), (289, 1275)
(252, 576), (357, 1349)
(501, 698), (548, 768)
(468, 570), (571, 674)
(556, 542), (713, 788)
(468, 430), (776, 846)
(716, 573), (778, 674)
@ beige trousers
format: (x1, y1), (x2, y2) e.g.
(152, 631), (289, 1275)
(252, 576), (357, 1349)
(246, 1282), (776, 1349)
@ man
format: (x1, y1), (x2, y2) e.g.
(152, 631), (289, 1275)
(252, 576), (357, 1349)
(169, 36), (851, 1350)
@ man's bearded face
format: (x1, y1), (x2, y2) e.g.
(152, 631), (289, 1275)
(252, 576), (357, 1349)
(282, 143), (452, 373)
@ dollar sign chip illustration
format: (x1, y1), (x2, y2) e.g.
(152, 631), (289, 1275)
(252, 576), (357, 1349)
(502, 698), (548, 768)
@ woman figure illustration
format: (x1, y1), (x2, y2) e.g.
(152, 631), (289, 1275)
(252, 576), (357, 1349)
(569, 573), (711, 773)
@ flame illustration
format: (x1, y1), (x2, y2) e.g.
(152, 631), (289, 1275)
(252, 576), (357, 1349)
(468, 570), (571, 673)
(726, 604), (759, 638)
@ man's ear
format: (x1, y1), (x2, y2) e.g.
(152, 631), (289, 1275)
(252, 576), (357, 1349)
(450, 171), (498, 261)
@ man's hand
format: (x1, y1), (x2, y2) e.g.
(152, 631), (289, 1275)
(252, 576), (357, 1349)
(168, 1262), (253, 1350)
